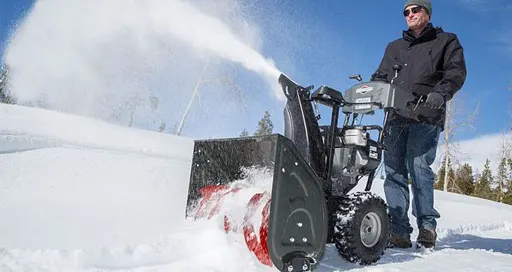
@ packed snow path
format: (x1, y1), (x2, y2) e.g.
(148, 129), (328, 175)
(1, 104), (512, 272)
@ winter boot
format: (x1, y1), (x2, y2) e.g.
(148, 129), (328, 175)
(416, 228), (437, 248)
(387, 233), (412, 248)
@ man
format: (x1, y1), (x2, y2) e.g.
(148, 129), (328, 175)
(371, 0), (467, 248)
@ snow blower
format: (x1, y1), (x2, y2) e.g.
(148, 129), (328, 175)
(186, 65), (423, 271)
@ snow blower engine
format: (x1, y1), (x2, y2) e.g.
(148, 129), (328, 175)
(185, 66), (423, 271)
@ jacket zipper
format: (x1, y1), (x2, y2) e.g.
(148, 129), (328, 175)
(407, 46), (412, 91)
(428, 48), (433, 72)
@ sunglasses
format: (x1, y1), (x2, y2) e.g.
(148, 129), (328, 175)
(403, 6), (423, 16)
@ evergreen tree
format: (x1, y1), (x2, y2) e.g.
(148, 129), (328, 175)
(454, 163), (474, 195)
(495, 157), (509, 203)
(447, 167), (456, 192)
(474, 159), (493, 200)
(435, 156), (457, 191)
(239, 129), (249, 137)
(158, 122), (166, 132)
(505, 158), (512, 204)
(254, 111), (273, 136)
(0, 65), (14, 104)
(507, 158), (512, 186)
(435, 157), (447, 190)
(503, 194), (512, 205)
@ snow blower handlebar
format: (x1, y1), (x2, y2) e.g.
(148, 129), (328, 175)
(278, 73), (435, 198)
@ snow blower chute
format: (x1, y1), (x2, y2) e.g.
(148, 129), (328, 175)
(186, 66), (424, 271)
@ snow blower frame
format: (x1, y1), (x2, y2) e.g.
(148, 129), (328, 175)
(186, 69), (420, 271)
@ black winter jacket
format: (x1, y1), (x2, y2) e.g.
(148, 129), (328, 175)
(371, 23), (467, 128)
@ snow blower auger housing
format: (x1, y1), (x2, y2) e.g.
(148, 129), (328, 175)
(186, 69), (419, 271)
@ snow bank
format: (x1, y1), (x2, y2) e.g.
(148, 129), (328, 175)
(0, 104), (193, 251)
(0, 103), (193, 160)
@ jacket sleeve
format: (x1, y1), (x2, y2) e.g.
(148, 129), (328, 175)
(371, 43), (394, 82)
(433, 35), (467, 100)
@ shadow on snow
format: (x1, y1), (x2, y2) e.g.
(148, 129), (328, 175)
(315, 232), (512, 271)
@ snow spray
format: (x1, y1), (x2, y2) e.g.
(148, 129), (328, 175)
(147, 0), (284, 100)
(3, 0), (285, 132)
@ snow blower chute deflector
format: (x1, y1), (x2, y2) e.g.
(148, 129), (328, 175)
(186, 67), (426, 271)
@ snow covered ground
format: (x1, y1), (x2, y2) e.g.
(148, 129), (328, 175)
(1, 103), (512, 272)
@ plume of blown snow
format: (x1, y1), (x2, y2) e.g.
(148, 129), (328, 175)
(3, 0), (283, 136)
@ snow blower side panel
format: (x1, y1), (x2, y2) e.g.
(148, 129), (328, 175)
(186, 134), (328, 271)
(268, 135), (328, 271)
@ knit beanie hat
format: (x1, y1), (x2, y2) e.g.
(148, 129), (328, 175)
(404, 0), (432, 15)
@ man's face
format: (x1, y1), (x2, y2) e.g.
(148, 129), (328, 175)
(404, 5), (430, 31)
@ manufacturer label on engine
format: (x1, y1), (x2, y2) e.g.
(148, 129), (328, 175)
(355, 97), (372, 110)
(355, 104), (371, 110)
(356, 97), (371, 103)
(356, 85), (374, 94)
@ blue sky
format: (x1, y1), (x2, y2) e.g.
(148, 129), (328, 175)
(0, 0), (33, 58)
(1, 0), (511, 143)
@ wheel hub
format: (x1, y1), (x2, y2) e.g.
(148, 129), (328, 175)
(360, 212), (382, 248)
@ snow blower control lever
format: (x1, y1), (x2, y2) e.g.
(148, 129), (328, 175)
(185, 72), (429, 271)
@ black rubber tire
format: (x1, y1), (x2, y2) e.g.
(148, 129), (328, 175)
(333, 191), (390, 265)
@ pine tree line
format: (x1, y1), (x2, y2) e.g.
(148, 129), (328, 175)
(435, 156), (512, 205)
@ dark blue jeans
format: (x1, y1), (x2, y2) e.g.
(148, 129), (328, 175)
(383, 122), (441, 236)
